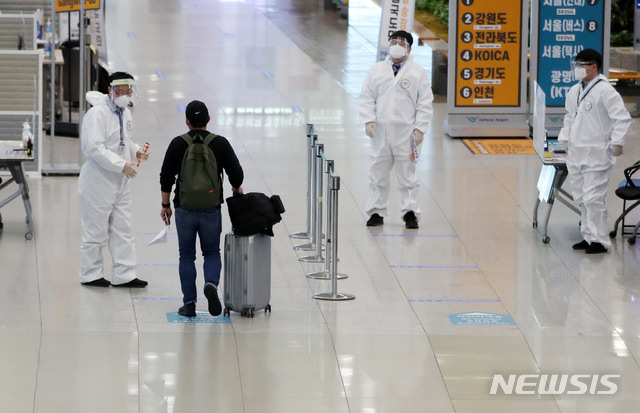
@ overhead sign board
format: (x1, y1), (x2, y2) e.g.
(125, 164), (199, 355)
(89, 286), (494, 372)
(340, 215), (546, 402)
(55, 0), (100, 12)
(445, 0), (529, 137)
(536, 0), (606, 107)
(529, 0), (610, 136)
(454, 0), (523, 107)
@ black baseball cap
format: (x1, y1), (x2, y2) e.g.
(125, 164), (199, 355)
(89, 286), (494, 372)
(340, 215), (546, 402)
(185, 100), (209, 128)
(389, 30), (413, 47)
(109, 71), (134, 84)
(575, 48), (602, 71)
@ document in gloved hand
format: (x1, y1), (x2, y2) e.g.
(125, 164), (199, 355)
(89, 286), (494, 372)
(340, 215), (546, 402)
(409, 133), (420, 162)
(148, 225), (169, 246)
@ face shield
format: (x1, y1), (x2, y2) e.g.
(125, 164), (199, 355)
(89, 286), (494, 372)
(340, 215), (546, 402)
(109, 78), (137, 108)
(571, 60), (595, 71)
(388, 37), (409, 59)
(571, 60), (595, 82)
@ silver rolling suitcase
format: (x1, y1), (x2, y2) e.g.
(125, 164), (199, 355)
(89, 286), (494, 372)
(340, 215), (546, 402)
(222, 232), (272, 317)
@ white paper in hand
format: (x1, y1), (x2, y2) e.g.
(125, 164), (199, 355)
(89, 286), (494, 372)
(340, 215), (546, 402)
(148, 225), (169, 246)
(410, 134), (420, 162)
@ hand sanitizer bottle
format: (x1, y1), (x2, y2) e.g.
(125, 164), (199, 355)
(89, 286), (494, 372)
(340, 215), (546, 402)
(22, 121), (32, 149)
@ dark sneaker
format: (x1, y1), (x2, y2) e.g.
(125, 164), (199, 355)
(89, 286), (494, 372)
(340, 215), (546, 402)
(403, 211), (419, 229)
(366, 213), (384, 226)
(81, 278), (111, 287)
(178, 302), (196, 317)
(572, 240), (590, 250)
(585, 242), (607, 254)
(204, 283), (222, 316)
(112, 278), (148, 288)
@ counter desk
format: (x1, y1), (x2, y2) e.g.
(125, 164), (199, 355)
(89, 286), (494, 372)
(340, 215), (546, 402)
(533, 141), (580, 243)
(0, 141), (35, 240)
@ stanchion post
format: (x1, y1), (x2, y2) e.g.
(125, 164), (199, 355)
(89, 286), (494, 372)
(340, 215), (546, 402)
(299, 143), (325, 263)
(290, 124), (314, 239)
(314, 175), (355, 301)
(308, 159), (347, 279)
(293, 134), (318, 251)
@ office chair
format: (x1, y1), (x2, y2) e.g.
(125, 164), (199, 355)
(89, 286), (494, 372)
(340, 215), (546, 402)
(610, 160), (640, 245)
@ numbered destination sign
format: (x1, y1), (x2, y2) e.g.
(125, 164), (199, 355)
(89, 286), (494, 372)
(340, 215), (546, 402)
(536, 0), (605, 107)
(55, 0), (100, 12)
(454, 0), (524, 107)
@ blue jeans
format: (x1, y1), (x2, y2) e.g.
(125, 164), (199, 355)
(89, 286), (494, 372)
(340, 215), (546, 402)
(175, 207), (222, 304)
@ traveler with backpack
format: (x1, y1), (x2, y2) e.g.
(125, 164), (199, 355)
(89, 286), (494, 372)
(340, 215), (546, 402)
(159, 100), (244, 317)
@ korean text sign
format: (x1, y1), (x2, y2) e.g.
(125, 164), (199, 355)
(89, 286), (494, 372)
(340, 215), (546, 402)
(537, 0), (604, 107)
(55, 0), (100, 12)
(377, 0), (415, 62)
(454, 0), (523, 107)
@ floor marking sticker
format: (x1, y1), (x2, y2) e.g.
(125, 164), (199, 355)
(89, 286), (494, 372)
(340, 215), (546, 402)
(374, 234), (458, 237)
(391, 265), (479, 269)
(410, 299), (500, 303)
(463, 139), (535, 155)
(449, 312), (514, 325)
(166, 312), (230, 323)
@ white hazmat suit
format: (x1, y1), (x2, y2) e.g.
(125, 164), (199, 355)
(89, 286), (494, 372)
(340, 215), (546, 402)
(359, 55), (433, 219)
(558, 73), (632, 248)
(78, 91), (141, 284)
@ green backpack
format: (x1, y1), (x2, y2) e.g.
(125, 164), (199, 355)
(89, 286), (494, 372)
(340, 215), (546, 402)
(178, 133), (221, 209)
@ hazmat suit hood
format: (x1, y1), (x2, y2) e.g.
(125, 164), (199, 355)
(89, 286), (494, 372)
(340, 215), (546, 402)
(86, 91), (108, 107)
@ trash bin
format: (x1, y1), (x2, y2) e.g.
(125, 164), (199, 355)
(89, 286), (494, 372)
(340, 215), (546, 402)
(60, 40), (80, 106)
(431, 48), (448, 96)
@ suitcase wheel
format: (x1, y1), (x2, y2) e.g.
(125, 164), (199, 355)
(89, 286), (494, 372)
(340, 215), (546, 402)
(229, 305), (270, 317)
(240, 307), (255, 318)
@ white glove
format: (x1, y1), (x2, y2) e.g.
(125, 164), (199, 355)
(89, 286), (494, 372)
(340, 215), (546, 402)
(412, 129), (424, 146)
(365, 122), (376, 139)
(122, 163), (137, 179)
(613, 145), (623, 157)
(563, 141), (568, 153)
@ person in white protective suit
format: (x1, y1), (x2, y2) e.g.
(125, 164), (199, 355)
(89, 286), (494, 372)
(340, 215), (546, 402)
(558, 48), (632, 254)
(78, 72), (149, 287)
(358, 30), (433, 229)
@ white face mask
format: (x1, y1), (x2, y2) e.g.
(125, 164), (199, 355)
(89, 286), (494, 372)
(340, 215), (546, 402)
(114, 95), (131, 108)
(389, 44), (407, 59)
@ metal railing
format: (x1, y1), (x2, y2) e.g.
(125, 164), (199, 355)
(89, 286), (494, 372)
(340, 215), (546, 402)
(289, 123), (314, 240)
(307, 158), (347, 281)
(292, 124), (354, 302)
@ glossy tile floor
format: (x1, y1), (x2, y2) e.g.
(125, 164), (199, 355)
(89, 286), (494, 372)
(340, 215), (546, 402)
(2, 0), (640, 412)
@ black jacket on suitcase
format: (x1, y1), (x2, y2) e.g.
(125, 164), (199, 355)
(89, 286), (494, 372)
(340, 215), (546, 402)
(226, 192), (285, 236)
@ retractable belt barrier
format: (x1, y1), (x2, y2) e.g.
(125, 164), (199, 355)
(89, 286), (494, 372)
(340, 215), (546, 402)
(292, 125), (354, 301)
(293, 131), (321, 252)
(307, 159), (347, 281)
(289, 123), (315, 240)
(299, 143), (325, 263)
